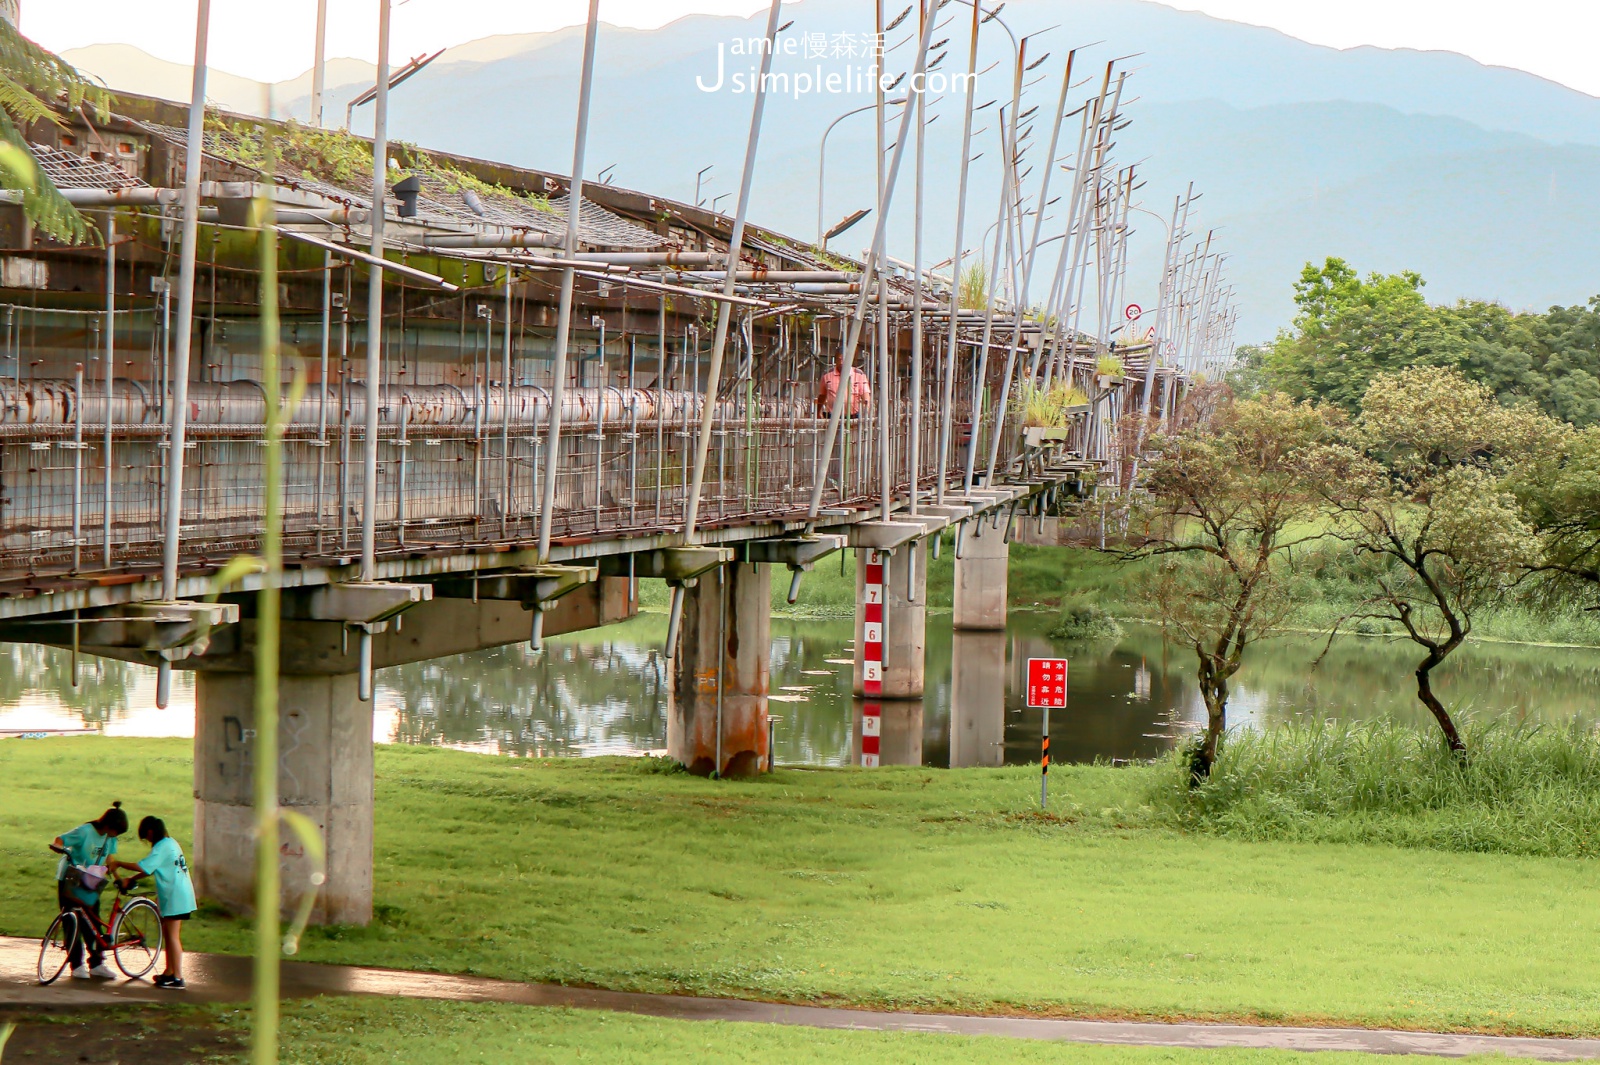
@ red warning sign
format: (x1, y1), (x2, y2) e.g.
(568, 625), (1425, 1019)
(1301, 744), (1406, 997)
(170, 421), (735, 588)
(1026, 657), (1068, 709)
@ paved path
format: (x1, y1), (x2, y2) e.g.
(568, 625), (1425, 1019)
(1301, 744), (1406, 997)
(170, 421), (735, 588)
(3, 937), (1595, 1060)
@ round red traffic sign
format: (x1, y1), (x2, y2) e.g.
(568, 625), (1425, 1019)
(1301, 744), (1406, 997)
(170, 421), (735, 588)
(1124, 303), (1142, 321)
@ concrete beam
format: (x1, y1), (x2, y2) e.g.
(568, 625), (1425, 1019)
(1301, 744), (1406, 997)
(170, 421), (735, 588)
(845, 517), (947, 552)
(919, 504), (974, 524)
(743, 535), (845, 569)
(70, 578), (635, 673)
(294, 582), (432, 625)
(431, 565), (598, 608)
(0, 601), (240, 658)
(602, 546), (734, 583)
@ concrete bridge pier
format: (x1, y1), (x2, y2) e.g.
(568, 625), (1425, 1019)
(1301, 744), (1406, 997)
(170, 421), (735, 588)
(950, 629), (1008, 767)
(953, 522), (1009, 630)
(668, 561), (771, 777)
(194, 667), (373, 926)
(182, 576), (633, 926)
(853, 542), (928, 699)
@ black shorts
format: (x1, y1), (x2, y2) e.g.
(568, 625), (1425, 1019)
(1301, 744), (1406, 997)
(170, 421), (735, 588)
(164, 912), (192, 921)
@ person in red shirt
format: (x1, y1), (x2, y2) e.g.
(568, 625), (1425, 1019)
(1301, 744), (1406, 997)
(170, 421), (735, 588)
(817, 360), (870, 418)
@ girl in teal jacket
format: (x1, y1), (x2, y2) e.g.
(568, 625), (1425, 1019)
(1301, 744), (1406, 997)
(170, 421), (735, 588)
(52, 801), (127, 979)
(111, 815), (196, 989)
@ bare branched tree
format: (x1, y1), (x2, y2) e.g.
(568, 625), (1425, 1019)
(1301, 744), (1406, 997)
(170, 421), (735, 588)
(1309, 366), (1559, 754)
(1129, 391), (1334, 778)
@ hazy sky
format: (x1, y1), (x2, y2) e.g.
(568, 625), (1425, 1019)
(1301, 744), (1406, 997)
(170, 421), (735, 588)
(24, 0), (1600, 97)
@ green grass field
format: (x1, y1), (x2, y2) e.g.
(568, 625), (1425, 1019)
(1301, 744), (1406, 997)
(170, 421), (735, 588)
(8, 738), (1600, 1036)
(0, 1000), (1529, 1065)
(267, 998), (1531, 1065)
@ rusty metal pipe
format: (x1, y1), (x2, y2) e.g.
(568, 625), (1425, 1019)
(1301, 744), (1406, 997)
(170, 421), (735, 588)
(420, 229), (562, 250)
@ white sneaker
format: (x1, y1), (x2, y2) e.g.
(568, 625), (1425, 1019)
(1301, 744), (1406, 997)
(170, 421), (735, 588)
(89, 963), (116, 979)
(71, 964), (91, 979)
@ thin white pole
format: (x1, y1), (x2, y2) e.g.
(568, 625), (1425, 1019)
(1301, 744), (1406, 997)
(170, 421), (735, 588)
(664, 0), (785, 655)
(102, 213), (114, 566)
(159, 0), (210, 603)
(536, 0), (602, 564)
(361, 0), (392, 583)
(806, 0), (941, 520)
(936, 1), (981, 506)
(311, 0), (329, 127)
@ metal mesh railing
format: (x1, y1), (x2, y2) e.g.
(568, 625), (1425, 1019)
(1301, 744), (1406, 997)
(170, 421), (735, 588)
(0, 319), (1000, 583)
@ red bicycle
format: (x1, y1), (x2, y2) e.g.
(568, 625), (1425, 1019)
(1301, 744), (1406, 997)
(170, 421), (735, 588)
(37, 845), (163, 985)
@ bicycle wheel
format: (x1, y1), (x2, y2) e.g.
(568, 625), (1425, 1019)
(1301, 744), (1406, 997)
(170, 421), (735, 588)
(112, 898), (163, 979)
(37, 911), (75, 985)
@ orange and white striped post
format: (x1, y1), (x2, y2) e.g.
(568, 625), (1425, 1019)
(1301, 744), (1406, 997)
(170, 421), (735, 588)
(1027, 657), (1068, 807)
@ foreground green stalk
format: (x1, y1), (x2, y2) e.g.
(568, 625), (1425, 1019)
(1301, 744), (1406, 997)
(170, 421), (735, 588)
(252, 189), (283, 1065)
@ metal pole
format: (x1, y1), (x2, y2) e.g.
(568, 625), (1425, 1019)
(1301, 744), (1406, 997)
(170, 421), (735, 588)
(536, 0), (602, 565)
(311, 0), (329, 127)
(875, 0), (890, 523)
(1040, 101), (1097, 390)
(962, 105), (1018, 492)
(937, 1), (981, 506)
(501, 268), (513, 537)
(1041, 700), (1050, 808)
(72, 363), (82, 572)
(159, 0), (210, 604)
(1015, 48), (1078, 385)
(592, 315), (605, 530)
(817, 100), (901, 246)
(316, 249), (331, 552)
(715, 564), (726, 776)
(908, 2), (928, 521)
(102, 212), (114, 567)
(807, 0), (940, 521)
(361, 0), (391, 583)
(665, 0), (785, 653)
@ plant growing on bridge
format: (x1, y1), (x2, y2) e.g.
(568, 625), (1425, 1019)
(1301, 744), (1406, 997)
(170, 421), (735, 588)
(0, 19), (108, 244)
(1309, 366), (1559, 755)
(958, 260), (988, 310)
(1129, 391), (1334, 779)
(1013, 382), (1087, 427)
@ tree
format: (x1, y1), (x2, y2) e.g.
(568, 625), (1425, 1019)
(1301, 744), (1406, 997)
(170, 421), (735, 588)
(1510, 424), (1600, 607)
(1309, 366), (1557, 754)
(1263, 258), (1450, 412)
(0, 18), (107, 244)
(1130, 391), (1334, 778)
(1260, 258), (1600, 429)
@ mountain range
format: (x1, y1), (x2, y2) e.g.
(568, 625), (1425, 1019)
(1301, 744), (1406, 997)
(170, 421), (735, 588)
(61, 0), (1600, 342)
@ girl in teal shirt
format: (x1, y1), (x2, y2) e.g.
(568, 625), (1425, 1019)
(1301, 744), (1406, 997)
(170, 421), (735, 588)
(111, 816), (196, 989)
(52, 801), (127, 979)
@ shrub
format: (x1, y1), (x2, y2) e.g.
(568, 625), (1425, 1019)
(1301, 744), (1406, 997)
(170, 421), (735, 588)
(1148, 718), (1600, 858)
(1048, 600), (1123, 640)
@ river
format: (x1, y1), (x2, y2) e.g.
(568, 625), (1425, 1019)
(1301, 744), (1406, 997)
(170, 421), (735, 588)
(4, 611), (1598, 766)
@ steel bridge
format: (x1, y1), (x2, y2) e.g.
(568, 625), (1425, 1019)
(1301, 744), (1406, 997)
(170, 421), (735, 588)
(0, 92), (1185, 638)
(4, 0), (1235, 926)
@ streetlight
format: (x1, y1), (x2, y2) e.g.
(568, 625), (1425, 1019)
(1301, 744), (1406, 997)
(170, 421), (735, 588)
(816, 97), (906, 244)
(345, 48), (443, 132)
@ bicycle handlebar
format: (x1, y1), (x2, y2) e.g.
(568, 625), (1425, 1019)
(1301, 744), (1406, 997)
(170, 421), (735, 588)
(49, 845), (67, 855)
